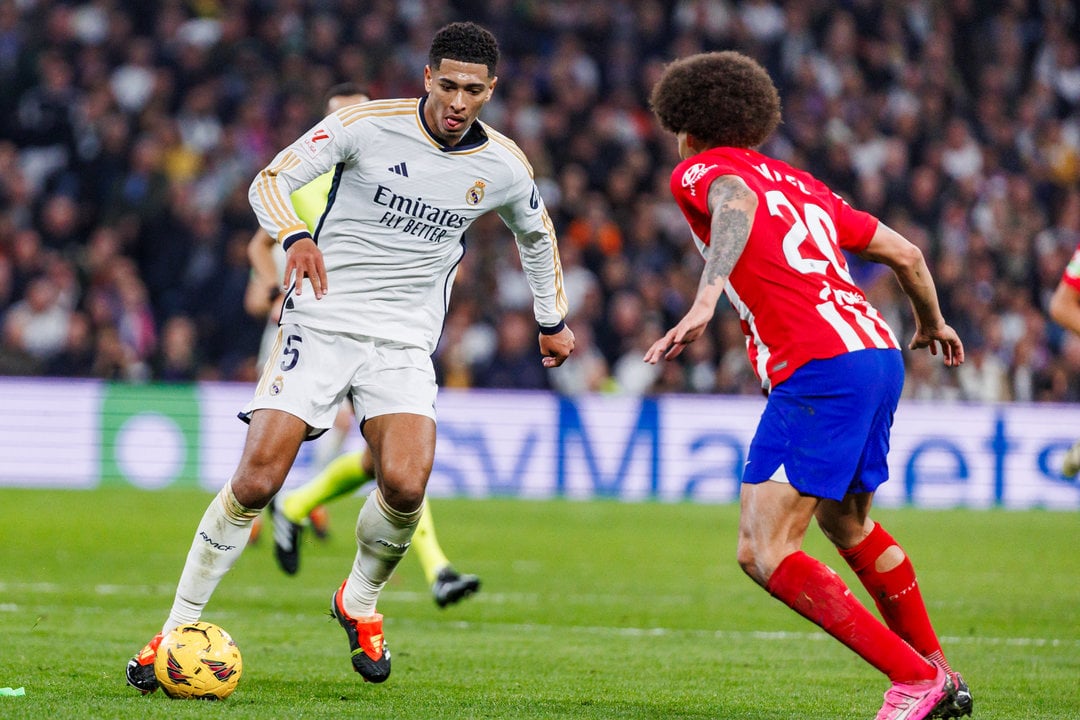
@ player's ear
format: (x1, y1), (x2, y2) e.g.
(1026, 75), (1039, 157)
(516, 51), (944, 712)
(424, 65), (432, 92)
(487, 75), (498, 99)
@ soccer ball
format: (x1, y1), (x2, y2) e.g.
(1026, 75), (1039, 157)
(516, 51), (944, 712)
(153, 621), (243, 700)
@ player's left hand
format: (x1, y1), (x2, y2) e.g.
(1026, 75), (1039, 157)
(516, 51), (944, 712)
(539, 325), (575, 368)
(910, 323), (965, 367)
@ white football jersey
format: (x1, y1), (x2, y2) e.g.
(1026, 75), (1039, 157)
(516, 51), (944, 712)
(249, 97), (567, 353)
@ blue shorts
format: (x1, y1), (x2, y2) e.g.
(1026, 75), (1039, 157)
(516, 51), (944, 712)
(743, 349), (903, 501)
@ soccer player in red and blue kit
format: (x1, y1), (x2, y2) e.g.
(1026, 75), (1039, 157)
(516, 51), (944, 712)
(1050, 242), (1080, 477)
(645, 52), (971, 720)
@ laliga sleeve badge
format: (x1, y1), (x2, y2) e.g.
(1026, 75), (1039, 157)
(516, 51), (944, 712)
(302, 126), (335, 158)
(466, 180), (486, 206)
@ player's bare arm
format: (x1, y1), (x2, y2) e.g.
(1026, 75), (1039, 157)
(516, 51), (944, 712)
(244, 228), (283, 318)
(644, 175), (756, 364)
(858, 223), (964, 367)
(247, 228), (278, 282)
(702, 176), (755, 287)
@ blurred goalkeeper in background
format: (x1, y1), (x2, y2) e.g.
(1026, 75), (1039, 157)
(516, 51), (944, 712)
(125, 21), (571, 692)
(244, 82), (480, 608)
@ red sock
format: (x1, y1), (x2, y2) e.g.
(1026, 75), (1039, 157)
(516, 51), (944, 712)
(766, 550), (936, 683)
(838, 522), (951, 673)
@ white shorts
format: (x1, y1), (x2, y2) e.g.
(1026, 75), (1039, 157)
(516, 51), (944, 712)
(241, 324), (437, 438)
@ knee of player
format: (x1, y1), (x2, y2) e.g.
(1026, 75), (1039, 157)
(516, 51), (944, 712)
(228, 473), (279, 509)
(378, 452), (429, 489)
(736, 538), (771, 586)
(377, 476), (426, 513)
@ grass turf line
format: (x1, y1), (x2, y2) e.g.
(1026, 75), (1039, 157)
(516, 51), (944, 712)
(0, 487), (1077, 719)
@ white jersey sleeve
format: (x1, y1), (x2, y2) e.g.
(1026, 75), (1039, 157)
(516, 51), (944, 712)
(248, 110), (359, 248)
(487, 127), (568, 327)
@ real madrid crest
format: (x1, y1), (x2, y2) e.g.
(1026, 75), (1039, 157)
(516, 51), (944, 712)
(466, 180), (486, 206)
(270, 375), (284, 395)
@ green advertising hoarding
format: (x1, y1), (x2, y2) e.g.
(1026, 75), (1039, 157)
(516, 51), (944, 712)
(100, 383), (201, 489)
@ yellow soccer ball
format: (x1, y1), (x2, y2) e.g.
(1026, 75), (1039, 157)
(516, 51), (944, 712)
(154, 621), (243, 700)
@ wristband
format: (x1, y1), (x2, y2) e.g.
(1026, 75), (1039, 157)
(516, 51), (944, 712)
(538, 319), (565, 335)
(282, 232), (312, 252)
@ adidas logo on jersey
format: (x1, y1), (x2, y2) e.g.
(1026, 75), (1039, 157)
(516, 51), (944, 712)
(388, 162), (409, 177)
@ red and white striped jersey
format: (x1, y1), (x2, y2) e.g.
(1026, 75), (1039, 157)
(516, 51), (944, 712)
(671, 147), (899, 391)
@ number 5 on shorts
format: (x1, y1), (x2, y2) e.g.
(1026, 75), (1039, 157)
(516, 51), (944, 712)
(280, 334), (303, 371)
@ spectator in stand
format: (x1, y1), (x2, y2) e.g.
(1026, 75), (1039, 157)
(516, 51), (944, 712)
(473, 309), (553, 391)
(44, 309), (94, 377)
(0, 1), (1077, 405)
(2, 273), (71, 365)
(152, 314), (200, 382)
(548, 321), (610, 396)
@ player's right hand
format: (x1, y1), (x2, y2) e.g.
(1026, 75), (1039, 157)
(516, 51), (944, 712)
(644, 304), (713, 364)
(284, 237), (328, 299)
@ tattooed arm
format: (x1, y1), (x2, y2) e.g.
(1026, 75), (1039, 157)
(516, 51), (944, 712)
(644, 175), (758, 363)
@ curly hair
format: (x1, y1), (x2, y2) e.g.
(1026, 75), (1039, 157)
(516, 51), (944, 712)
(649, 51), (781, 149)
(429, 22), (500, 77)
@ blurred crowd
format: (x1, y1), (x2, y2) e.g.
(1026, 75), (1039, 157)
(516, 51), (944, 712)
(1, 0), (1079, 404)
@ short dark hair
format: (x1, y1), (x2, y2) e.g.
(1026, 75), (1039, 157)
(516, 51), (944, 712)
(324, 82), (369, 106)
(429, 22), (499, 77)
(649, 51), (781, 149)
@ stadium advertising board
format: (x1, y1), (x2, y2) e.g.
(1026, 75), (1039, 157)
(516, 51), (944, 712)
(0, 379), (1077, 509)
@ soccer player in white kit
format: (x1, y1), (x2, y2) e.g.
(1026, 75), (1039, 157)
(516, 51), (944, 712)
(245, 83), (483, 609)
(126, 22), (574, 690)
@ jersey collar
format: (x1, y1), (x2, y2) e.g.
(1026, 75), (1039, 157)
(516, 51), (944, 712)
(417, 96), (489, 153)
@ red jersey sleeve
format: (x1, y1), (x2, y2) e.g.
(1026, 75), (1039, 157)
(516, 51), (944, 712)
(831, 192), (879, 253)
(669, 156), (739, 246)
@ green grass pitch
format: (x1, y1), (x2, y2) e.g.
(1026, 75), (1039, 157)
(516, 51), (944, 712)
(0, 487), (1077, 719)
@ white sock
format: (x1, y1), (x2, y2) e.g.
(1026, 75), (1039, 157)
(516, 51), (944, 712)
(162, 482), (260, 634)
(342, 489), (422, 617)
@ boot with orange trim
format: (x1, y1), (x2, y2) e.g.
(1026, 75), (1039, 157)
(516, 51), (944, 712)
(124, 632), (164, 693)
(330, 580), (391, 683)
